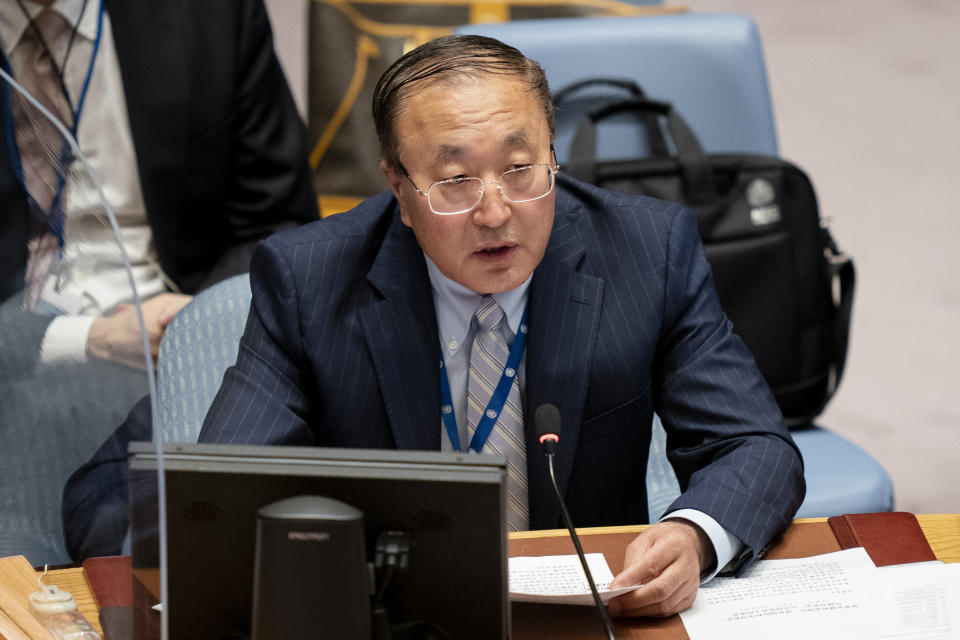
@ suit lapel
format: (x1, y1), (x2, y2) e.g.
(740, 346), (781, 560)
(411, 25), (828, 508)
(360, 212), (441, 451)
(525, 204), (604, 529)
(102, 0), (187, 236)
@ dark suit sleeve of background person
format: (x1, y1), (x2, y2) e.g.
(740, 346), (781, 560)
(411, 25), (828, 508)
(648, 205), (805, 569)
(62, 395), (152, 560)
(105, 0), (319, 295)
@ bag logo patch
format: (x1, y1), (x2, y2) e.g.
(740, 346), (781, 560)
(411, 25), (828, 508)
(747, 178), (782, 226)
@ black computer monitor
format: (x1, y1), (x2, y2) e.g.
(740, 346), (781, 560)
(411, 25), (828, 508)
(128, 442), (508, 639)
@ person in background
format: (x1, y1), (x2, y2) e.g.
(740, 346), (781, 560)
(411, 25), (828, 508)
(1, 0), (317, 565)
(199, 35), (804, 616)
(0, 0), (317, 374)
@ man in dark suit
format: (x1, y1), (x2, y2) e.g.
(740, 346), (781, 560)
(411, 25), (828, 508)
(0, 0), (316, 565)
(204, 34), (804, 616)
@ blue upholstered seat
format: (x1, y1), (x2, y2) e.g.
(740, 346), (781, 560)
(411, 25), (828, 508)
(156, 273), (252, 442)
(456, 13), (893, 519)
(791, 427), (894, 517)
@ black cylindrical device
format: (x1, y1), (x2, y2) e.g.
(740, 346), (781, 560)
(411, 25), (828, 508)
(251, 495), (371, 639)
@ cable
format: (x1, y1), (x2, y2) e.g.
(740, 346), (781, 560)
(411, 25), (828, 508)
(546, 450), (616, 640)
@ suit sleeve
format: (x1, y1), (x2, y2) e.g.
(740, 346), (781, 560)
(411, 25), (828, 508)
(186, 0), (319, 292)
(653, 208), (805, 567)
(61, 394), (152, 561)
(216, 0), (317, 252)
(198, 238), (316, 445)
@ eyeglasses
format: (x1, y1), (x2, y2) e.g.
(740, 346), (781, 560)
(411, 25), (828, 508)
(402, 163), (560, 215)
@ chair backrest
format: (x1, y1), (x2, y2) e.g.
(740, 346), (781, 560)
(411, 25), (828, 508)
(156, 273), (252, 442)
(454, 13), (778, 165)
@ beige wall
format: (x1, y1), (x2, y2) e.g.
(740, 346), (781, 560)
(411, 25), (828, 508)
(264, 0), (309, 117)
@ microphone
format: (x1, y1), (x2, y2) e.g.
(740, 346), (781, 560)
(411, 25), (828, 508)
(534, 404), (616, 640)
(535, 404), (559, 455)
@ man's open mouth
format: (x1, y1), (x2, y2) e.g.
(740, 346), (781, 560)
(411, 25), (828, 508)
(476, 244), (515, 257)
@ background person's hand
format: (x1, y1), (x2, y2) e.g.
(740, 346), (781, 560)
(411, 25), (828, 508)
(86, 293), (193, 369)
(607, 519), (714, 617)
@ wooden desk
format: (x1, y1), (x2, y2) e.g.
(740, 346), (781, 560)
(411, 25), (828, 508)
(45, 513), (960, 639)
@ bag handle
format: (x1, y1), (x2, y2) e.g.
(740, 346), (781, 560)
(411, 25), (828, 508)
(553, 78), (646, 105)
(822, 224), (855, 402)
(566, 98), (717, 205)
(552, 78), (670, 157)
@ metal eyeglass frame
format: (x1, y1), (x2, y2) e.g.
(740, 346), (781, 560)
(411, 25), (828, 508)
(400, 148), (560, 216)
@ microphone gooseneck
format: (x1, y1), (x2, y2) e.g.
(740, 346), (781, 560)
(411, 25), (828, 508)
(534, 404), (616, 640)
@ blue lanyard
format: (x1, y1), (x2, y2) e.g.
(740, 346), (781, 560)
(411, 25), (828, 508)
(1, 0), (104, 249)
(440, 307), (528, 453)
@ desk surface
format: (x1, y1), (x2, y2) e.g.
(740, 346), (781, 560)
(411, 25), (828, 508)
(46, 513), (960, 639)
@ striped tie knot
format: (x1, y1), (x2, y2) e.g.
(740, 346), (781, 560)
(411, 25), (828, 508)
(475, 295), (502, 329)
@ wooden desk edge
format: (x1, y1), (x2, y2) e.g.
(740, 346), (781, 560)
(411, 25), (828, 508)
(510, 513), (960, 564)
(42, 513), (959, 636)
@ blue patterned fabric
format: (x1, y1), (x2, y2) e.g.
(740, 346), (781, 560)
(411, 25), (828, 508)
(645, 414), (680, 522)
(157, 273), (251, 442)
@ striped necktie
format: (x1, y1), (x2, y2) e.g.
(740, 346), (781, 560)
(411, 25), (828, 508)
(467, 296), (529, 531)
(11, 9), (75, 309)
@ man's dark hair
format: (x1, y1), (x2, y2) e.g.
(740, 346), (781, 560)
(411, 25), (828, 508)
(372, 34), (555, 171)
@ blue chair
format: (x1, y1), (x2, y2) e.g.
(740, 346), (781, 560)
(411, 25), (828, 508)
(456, 13), (893, 518)
(156, 273), (252, 442)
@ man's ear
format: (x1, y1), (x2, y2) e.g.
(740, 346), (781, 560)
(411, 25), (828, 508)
(380, 159), (403, 200)
(381, 160), (413, 227)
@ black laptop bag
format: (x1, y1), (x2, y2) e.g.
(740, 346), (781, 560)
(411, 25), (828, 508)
(555, 80), (854, 426)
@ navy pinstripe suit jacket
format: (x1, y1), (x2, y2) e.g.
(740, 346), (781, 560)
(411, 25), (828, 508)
(199, 174), (805, 562)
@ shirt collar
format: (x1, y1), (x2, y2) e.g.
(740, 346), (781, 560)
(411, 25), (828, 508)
(62, 0), (100, 42)
(0, 0), (99, 59)
(424, 254), (531, 354)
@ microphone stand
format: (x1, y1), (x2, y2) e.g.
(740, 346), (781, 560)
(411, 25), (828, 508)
(543, 443), (616, 640)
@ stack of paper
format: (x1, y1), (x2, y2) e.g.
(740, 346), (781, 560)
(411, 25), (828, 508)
(509, 547), (959, 638)
(509, 552), (640, 605)
(679, 548), (960, 639)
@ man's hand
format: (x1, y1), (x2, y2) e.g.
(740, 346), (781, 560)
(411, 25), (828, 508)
(87, 293), (193, 369)
(607, 519), (715, 618)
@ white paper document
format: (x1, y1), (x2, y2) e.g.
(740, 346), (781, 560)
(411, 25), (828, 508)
(509, 552), (641, 605)
(865, 561), (960, 639)
(680, 548), (894, 640)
